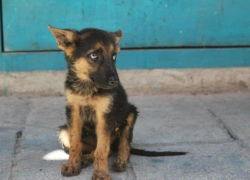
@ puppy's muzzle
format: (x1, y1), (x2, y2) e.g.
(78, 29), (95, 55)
(108, 76), (119, 87)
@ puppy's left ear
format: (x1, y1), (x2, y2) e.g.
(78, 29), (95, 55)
(110, 30), (123, 43)
(48, 24), (78, 56)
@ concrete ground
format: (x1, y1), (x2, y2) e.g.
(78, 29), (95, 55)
(1, 92), (250, 180)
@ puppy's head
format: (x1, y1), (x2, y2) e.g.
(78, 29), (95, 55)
(48, 25), (123, 89)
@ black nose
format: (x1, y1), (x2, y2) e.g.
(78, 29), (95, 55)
(108, 77), (119, 86)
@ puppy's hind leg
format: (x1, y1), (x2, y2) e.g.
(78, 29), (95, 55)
(113, 104), (138, 172)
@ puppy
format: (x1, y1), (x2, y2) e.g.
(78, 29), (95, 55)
(48, 25), (186, 180)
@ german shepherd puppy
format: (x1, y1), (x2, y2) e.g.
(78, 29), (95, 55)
(48, 25), (186, 180)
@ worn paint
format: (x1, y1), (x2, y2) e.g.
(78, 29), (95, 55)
(3, 87), (7, 96)
(2, 0), (250, 51)
(154, 87), (159, 93)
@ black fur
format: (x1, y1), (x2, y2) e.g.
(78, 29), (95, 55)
(65, 69), (97, 96)
(65, 105), (72, 127)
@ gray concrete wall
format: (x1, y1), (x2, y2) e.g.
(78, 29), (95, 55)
(0, 68), (250, 96)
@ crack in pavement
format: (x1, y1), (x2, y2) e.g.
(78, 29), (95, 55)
(8, 131), (23, 180)
(206, 108), (238, 140)
(8, 98), (32, 180)
(197, 96), (239, 141)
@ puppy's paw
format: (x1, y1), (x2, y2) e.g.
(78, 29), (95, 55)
(113, 158), (127, 172)
(92, 171), (111, 180)
(81, 154), (94, 168)
(61, 157), (81, 176)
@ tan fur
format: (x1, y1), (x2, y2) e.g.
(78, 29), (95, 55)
(88, 43), (115, 58)
(112, 113), (135, 172)
(83, 152), (94, 160)
(117, 113), (134, 160)
(73, 58), (93, 81)
(63, 46), (76, 57)
(61, 105), (83, 176)
(108, 44), (114, 55)
(66, 89), (112, 113)
(48, 25), (78, 57)
(62, 87), (113, 177)
(94, 112), (111, 173)
(115, 45), (120, 52)
(82, 136), (115, 168)
(82, 152), (95, 166)
(69, 105), (83, 156)
(64, 89), (113, 175)
(86, 43), (105, 55)
(63, 92), (113, 174)
(113, 30), (123, 43)
(92, 96), (112, 113)
(80, 32), (91, 40)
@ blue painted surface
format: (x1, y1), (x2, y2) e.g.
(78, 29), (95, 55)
(2, 0), (250, 51)
(1, 48), (250, 72)
(1, 52), (65, 71)
(1, 1), (250, 72)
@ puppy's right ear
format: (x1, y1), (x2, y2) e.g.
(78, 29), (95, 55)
(110, 29), (123, 43)
(48, 25), (78, 56)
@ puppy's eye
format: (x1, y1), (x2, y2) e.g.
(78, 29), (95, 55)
(112, 55), (116, 61)
(90, 53), (99, 60)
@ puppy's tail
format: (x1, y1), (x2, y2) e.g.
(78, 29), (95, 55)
(58, 124), (70, 154)
(130, 148), (187, 157)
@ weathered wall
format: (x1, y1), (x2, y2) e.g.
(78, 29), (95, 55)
(1, 68), (249, 96)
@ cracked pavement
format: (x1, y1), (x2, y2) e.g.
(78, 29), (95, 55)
(1, 93), (250, 180)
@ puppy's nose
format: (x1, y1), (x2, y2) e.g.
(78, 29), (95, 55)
(108, 77), (119, 86)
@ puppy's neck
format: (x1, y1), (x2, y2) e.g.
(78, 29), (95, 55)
(65, 69), (97, 96)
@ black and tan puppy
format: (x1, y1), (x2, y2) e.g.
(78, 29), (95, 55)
(48, 25), (186, 180)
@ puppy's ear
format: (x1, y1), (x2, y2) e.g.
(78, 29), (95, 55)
(110, 29), (123, 43)
(48, 25), (78, 55)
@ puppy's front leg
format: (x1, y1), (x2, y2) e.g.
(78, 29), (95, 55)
(61, 105), (83, 176)
(92, 112), (111, 180)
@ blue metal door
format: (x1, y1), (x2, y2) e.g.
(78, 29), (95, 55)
(1, 0), (250, 71)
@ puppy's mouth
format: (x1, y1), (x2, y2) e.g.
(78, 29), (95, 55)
(90, 77), (119, 89)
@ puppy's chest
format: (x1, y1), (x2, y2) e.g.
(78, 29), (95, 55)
(66, 90), (112, 121)
(79, 104), (124, 139)
(79, 105), (96, 122)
